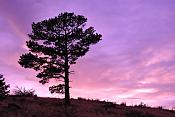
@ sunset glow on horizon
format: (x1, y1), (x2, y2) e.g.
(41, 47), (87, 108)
(0, 0), (175, 108)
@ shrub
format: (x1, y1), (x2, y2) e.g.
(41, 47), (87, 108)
(157, 106), (163, 110)
(120, 102), (126, 106)
(77, 97), (87, 101)
(135, 102), (147, 108)
(13, 87), (35, 97)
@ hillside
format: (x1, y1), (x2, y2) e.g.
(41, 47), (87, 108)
(0, 96), (175, 117)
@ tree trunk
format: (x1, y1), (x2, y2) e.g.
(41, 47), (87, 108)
(64, 35), (70, 106)
(64, 63), (70, 106)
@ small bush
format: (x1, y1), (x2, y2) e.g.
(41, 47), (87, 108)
(158, 106), (163, 109)
(135, 102), (147, 108)
(120, 102), (126, 106)
(13, 87), (35, 97)
(77, 97), (87, 101)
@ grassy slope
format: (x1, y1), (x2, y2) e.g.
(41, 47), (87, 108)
(0, 96), (175, 117)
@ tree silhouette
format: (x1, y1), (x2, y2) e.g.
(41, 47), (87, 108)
(0, 74), (10, 101)
(18, 12), (102, 106)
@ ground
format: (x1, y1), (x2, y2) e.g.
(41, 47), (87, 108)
(0, 96), (174, 117)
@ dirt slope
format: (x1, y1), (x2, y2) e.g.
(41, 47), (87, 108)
(0, 96), (174, 117)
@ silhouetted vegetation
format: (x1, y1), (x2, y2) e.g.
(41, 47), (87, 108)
(120, 102), (127, 106)
(18, 12), (102, 106)
(0, 74), (10, 101)
(13, 87), (35, 97)
(0, 96), (174, 117)
(134, 102), (147, 108)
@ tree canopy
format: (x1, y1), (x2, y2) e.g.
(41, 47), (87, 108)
(19, 12), (102, 106)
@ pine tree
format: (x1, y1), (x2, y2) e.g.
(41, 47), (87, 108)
(18, 12), (102, 106)
(0, 74), (10, 101)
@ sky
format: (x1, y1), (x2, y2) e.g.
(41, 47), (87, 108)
(0, 0), (175, 108)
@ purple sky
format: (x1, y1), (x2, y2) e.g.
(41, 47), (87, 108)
(0, 0), (175, 108)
